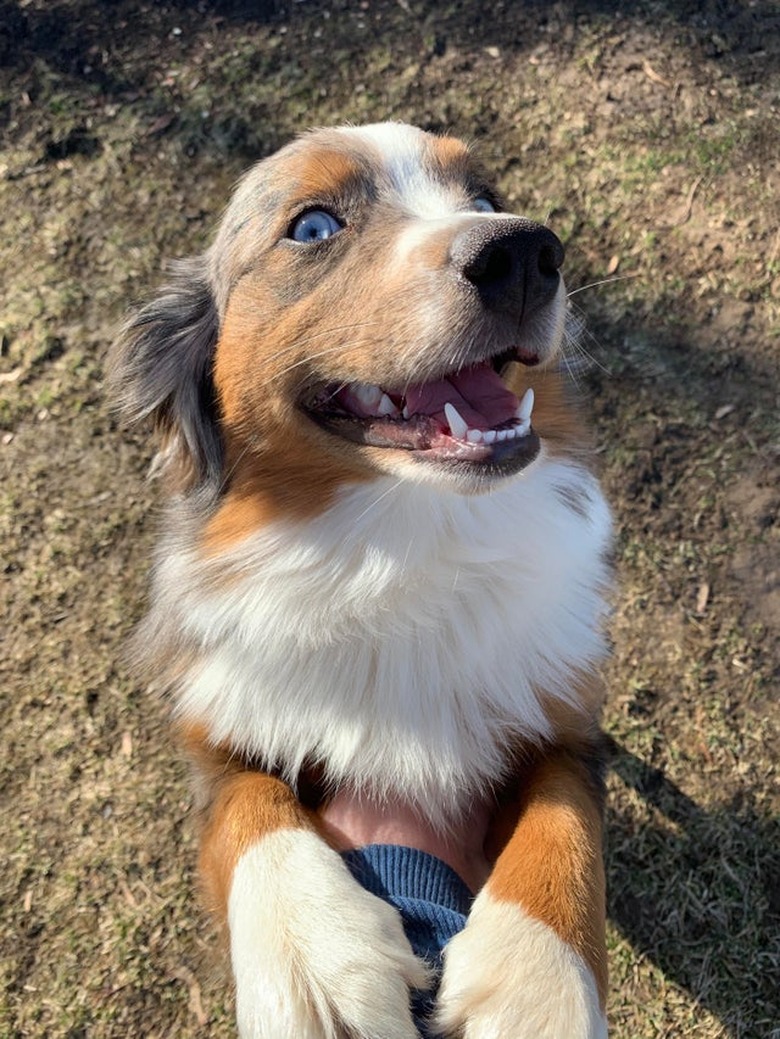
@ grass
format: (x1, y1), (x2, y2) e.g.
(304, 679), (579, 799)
(1, 1), (778, 1036)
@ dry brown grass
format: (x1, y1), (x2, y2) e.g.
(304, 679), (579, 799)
(1, 1), (778, 1036)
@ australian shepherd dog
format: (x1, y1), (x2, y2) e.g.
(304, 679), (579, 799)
(110, 122), (612, 1038)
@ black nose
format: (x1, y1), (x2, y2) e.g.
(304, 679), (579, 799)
(450, 218), (564, 315)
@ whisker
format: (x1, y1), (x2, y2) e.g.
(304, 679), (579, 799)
(577, 344), (612, 377)
(270, 342), (373, 382)
(321, 381), (350, 402)
(254, 320), (381, 370)
(560, 351), (584, 390)
(567, 273), (639, 298)
(402, 539), (414, 572)
(217, 442), (251, 495)
(560, 306), (612, 377)
(351, 479), (404, 526)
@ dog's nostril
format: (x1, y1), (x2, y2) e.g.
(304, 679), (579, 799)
(465, 245), (512, 287)
(538, 241), (564, 277)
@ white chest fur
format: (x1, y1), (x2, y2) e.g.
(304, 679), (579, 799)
(161, 452), (611, 820)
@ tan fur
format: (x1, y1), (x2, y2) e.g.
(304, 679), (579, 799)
(288, 146), (368, 202)
(486, 750), (608, 1007)
(179, 725), (317, 923)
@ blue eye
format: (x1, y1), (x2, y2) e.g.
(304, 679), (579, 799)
(289, 209), (344, 243)
(472, 197), (496, 213)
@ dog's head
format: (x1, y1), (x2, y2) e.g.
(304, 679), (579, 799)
(111, 123), (576, 534)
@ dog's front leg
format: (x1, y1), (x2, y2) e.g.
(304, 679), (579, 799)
(436, 747), (608, 1039)
(195, 765), (429, 1039)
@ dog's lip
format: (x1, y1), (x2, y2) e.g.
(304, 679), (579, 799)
(300, 351), (540, 468)
(306, 407), (541, 471)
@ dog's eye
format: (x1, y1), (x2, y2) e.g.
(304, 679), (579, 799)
(472, 197), (497, 213)
(289, 209), (344, 243)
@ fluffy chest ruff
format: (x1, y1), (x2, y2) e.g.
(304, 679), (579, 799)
(152, 454), (610, 823)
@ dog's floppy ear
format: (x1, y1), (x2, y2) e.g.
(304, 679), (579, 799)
(109, 255), (222, 491)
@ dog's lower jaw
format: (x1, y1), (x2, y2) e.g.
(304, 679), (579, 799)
(301, 355), (545, 491)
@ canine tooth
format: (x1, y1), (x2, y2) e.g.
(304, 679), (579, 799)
(514, 419), (530, 436)
(483, 430), (497, 444)
(467, 429), (483, 443)
(353, 383), (383, 408)
(444, 402), (469, 439)
(402, 405), (410, 419)
(516, 388), (534, 424)
(377, 392), (399, 417)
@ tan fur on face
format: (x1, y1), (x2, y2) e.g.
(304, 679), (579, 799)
(423, 133), (472, 170)
(288, 146), (370, 204)
(207, 276), (372, 546)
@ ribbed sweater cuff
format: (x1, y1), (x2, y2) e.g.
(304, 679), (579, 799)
(342, 844), (473, 917)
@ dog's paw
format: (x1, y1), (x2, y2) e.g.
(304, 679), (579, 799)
(435, 890), (607, 1039)
(228, 828), (430, 1039)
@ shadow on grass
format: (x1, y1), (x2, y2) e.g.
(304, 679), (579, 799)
(1, 0), (777, 100)
(606, 739), (779, 1034)
(2, 0), (777, 180)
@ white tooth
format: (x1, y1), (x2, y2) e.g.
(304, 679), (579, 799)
(505, 427), (517, 440)
(467, 429), (483, 443)
(402, 405), (410, 419)
(513, 419), (530, 437)
(377, 392), (399, 417)
(353, 382), (383, 408)
(483, 430), (497, 444)
(444, 402), (469, 439)
(497, 429), (508, 441)
(516, 388), (534, 424)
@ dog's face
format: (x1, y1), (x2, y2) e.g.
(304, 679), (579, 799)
(112, 124), (574, 534)
(212, 124), (566, 490)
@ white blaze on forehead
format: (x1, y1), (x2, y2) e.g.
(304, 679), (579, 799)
(338, 122), (471, 219)
(337, 122), (519, 271)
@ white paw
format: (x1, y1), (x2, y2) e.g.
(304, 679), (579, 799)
(435, 891), (607, 1039)
(228, 828), (431, 1039)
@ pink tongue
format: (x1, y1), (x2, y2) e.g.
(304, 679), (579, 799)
(405, 362), (519, 430)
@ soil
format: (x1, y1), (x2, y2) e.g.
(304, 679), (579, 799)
(1, 1), (778, 1037)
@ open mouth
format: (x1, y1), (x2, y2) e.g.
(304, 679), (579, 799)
(303, 352), (540, 471)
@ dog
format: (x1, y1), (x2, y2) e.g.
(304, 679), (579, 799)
(110, 122), (612, 1038)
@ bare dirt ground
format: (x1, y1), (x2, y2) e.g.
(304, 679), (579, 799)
(1, 1), (778, 1036)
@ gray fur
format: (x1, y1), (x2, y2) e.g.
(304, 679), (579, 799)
(108, 254), (222, 489)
